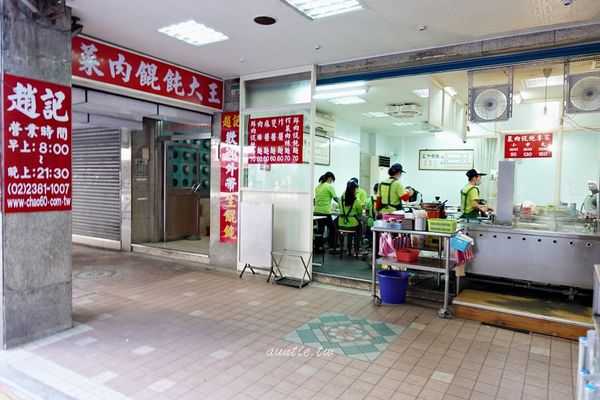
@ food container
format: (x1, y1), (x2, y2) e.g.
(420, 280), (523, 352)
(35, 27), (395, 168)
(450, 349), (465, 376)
(427, 218), (458, 233)
(395, 248), (419, 263)
(401, 218), (414, 230)
(415, 217), (426, 231)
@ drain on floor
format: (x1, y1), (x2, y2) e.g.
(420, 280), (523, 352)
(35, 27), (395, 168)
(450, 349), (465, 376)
(73, 269), (118, 280)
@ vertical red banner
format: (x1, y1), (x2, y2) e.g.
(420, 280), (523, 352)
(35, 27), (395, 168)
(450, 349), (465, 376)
(219, 112), (240, 244)
(247, 114), (303, 164)
(3, 73), (72, 213)
(504, 133), (553, 158)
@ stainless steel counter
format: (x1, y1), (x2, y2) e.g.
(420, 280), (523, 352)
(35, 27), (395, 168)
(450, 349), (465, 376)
(462, 222), (599, 289)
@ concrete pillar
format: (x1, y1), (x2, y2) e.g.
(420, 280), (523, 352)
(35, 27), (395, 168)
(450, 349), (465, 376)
(1, 0), (72, 348)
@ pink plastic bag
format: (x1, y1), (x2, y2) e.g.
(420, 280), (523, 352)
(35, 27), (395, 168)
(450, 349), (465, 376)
(378, 232), (396, 257)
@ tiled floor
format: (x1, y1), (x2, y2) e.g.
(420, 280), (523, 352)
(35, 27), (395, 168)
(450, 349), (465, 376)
(0, 245), (577, 400)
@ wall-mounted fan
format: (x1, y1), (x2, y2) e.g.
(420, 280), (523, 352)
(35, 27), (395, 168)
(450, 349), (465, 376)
(565, 72), (600, 114)
(468, 68), (513, 123)
(468, 85), (512, 123)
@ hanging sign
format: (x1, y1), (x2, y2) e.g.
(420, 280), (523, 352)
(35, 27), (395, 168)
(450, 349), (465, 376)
(72, 35), (223, 111)
(3, 73), (72, 213)
(219, 112), (240, 244)
(504, 133), (553, 158)
(247, 115), (303, 164)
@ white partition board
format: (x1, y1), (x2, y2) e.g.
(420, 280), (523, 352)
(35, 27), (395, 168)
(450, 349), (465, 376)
(239, 202), (273, 269)
(239, 190), (312, 279)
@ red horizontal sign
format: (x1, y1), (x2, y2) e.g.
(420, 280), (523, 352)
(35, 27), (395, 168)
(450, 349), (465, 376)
(504, 133), (553, 159)
(3, 73), (72, 213)
(72, 36), (223, 111)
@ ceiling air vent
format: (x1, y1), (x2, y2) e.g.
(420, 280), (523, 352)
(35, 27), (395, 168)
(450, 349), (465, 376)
(385, 103), (422, 118)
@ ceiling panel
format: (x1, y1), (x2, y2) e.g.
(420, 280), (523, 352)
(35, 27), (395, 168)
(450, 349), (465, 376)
(67, 0), (600, 79)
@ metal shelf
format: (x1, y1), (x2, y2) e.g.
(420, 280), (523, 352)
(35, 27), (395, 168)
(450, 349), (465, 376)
(376, 256), (446, 273)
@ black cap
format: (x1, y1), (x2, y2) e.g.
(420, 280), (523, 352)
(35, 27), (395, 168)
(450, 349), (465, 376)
(466, 169), (487, 179)
(388, 163), (405, 176)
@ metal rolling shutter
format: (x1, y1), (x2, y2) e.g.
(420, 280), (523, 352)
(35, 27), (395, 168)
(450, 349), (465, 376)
(72, 127), (121, 241)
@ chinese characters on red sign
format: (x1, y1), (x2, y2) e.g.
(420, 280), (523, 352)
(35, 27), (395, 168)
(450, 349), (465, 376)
(220, 112), (240, 244)
(72, 36), (223, 111)
(3, 73), (72, 213)
(247, 115), (303, 164)
(504, 133), (553, 159)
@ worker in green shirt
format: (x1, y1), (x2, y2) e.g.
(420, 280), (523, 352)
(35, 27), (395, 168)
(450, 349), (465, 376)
(365, 183), (379, 246)
(461, 169), (494, 219)
(314, 171), (338, 252)
(337, 180), (364, 258)
(350, 177), (368, 208)
(377, 163), (410, 215)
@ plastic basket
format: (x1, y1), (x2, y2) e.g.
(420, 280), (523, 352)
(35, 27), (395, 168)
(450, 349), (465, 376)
(395, 248), (419, 263)
(427, 218), (457, 233)
(450, 236), (470, 251)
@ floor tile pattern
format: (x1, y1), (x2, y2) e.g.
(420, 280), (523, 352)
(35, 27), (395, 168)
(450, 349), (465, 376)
(0, 245), (579, 400)
(284, 312), (405, 361)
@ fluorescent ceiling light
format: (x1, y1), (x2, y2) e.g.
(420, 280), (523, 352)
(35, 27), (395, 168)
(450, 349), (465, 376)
(412, 89), (429, 98)
(523, 76), (563, 89)
(444, 87), (457, 97)
(410, 130), (429, 134)
(283, 0), (364, 20)
(314, 88), (367, 99)
(393, 122), (414, 127)
(158, 20), (229, 46)
(362, 112), (389, 118)
(317, 81), (366, 92)
(329, 96), (367, 105)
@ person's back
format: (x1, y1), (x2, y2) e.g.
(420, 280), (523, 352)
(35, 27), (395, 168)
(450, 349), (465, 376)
(338, 194), (363, 228)
(314, 181), (336, 214)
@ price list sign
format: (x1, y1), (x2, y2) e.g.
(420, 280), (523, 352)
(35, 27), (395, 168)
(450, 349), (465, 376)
(504, 133), (553, 159)
(220, 112), (239, 244)
(3, 73), (72, 213)
(247, 115), (303, 164)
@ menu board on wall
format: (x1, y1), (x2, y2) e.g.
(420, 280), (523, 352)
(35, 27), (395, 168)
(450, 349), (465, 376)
(303, 134), (330, 166)
(3, 73), (72, 213)
(247, 115), (303, 164)
(419, 149), (474, 171)
(504, 133), (553, 159)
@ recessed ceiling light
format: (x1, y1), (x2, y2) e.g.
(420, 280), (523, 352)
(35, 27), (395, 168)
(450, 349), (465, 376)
(330, 96), (367, 105)
(362, 112), (389, 118)
(254, 16), (277, 25)
(158, 20), (229, 46)
(418, 25), (427, 31)
(314, 88), (368, 100)
(393, 122), (415, 127)
(412, 89), (429, 98)
(513, 93), (522, 104)
(282, 0), (364, 20)
(523, 76), (563, 88)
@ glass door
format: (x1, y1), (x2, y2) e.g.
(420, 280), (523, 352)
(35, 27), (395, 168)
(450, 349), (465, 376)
(163, 140), (201, 241)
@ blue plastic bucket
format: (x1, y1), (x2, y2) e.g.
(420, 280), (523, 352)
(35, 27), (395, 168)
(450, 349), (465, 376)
(378, 270), (410, 304)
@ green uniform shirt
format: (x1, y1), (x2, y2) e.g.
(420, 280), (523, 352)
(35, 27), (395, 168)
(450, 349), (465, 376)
(366, 196), (377, 227)
(337, 195), (363, 228)
(377, 178), (404, 214)
(461, 183), (480, 218)
(356, 187), (368, 208)
(314, 182), (337, 214)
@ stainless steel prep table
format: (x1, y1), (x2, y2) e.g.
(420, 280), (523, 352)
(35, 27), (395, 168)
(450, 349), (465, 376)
(371, 225), (457, 318)
(462, 222), (600, 289)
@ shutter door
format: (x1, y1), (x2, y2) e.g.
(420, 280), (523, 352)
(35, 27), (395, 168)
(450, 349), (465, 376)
(72, 127), (121, 241)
